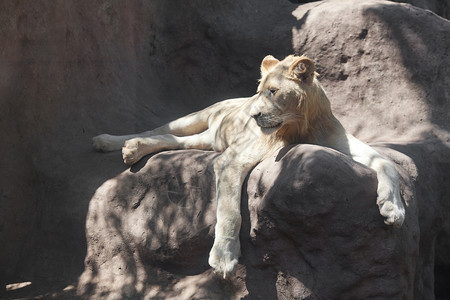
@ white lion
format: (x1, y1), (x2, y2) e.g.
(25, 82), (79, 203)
(93, 55), (405, 278)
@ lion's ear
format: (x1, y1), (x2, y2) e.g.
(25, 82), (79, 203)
(289, 56), (316, 85)
(260, 55), (279, 76)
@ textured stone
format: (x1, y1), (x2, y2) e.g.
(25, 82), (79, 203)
(78, 145), (421, 299)
(1, 0), (449, 299)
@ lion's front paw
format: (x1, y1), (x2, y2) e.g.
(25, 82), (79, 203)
(93, 134), (122, 152)
(208, 237), (240, 279)
(122, 138), (145, 165)
(377, 190), (405, 227)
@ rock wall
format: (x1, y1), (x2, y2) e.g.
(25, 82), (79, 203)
(0, 0), (449, 298)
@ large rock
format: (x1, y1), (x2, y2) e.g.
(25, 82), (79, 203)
(77, 139), (449, 299)
(291, 0), (449, 142)
(78, 145), (421, 299)
(391, 0), (450, 18)
(0, 0), (449, 298)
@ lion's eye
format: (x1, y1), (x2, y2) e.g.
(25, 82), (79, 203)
(269, 88), (278, 96)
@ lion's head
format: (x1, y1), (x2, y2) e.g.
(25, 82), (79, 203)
(250, 55), (337, 144)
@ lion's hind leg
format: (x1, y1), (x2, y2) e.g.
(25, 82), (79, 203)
(92, 98), (247, 152)
(92, 109), (211, 153)
(122, 130), (214, 165)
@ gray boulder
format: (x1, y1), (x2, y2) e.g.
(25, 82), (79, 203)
(78, 144), (425, 299)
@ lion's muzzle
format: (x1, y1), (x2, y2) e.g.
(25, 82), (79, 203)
(252, 112), (282, 129)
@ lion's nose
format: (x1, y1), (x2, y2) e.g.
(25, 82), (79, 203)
(252, 112), (261, 120)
